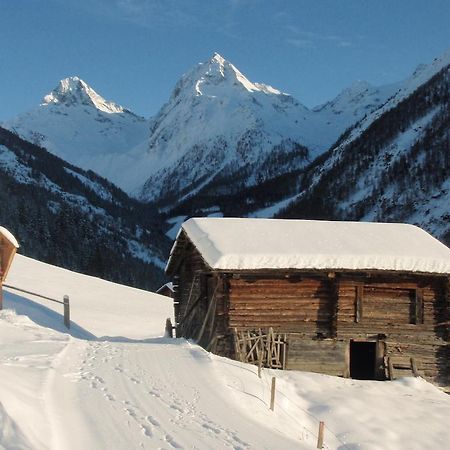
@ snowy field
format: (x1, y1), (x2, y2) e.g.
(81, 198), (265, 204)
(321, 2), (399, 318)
(0, 255), (449, 449)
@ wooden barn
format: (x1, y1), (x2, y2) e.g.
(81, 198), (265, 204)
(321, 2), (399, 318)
(166, 218), (450, 389)
(0, 226), (19, 309)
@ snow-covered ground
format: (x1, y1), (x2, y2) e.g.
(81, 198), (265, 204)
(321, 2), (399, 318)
(1, 255), (449, 449)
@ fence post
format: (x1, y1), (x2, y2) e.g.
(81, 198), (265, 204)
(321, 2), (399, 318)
(165, 318), (173, 338)
(63, 295), (70, 329)
(317, 421), (325, 449)
(270, 377), (276, 411)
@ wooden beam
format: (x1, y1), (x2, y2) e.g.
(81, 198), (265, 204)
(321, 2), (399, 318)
(410, 357), (419, 377)
(330, 277), (339, 338)
(317, 421), (325, 449)
(196, 289), (218, 343)
(355, 285), (363, 323)
(270, 377), (276, 411)
(387, 357), (395, 380)
(414, 289), (424, 324)
(343, 342), (350, 378)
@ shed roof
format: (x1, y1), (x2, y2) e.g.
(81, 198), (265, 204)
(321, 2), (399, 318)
(156, 282), (174, 294)
(0, 226), (19, 248)
(167, 218), (450, 275)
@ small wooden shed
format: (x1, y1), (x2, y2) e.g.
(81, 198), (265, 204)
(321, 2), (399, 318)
(156, 282), (174, 298)
(0, 226), (19, 309)
(166, 218), (450, 389)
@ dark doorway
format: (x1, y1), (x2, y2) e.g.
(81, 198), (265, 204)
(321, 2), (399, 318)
(350, 341), (377, 380)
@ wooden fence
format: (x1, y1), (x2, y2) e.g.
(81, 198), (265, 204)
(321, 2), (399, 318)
(233, 327), (287, 369)
(2, 284), (70, 329)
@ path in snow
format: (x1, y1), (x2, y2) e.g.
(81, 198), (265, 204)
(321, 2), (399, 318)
(47, 337), (299, 450)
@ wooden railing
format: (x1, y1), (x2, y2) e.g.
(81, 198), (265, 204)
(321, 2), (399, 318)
(2, 283), (70, 329)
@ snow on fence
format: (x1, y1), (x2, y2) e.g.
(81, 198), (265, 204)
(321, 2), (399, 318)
(2, 284), (70, 329)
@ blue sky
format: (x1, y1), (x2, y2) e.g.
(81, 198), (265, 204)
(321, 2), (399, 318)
(1, 0), (449, 120)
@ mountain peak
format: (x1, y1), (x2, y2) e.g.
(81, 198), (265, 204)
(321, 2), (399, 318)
(171, 53), (284, 100)
(210, 52), (226, 65)
(201, 53), (254, 90)
(42, 76), (125, 114)
(346, 80), (373, 93)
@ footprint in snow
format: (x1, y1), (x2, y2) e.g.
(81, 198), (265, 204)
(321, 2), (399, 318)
(148, 389), (161, 398)
(104, 393), (116, 402)
(122, 400), (137, 407)
(202, 423), (221, 434)
(140, 424), (152, 438)
(124, 408), (138, 420)
(146, 415), (160, 427)
(129, 377), (141, 384)
(164, 434), (182, 449)
(169, 403), (184, 413)
(229, 433), (249, 448)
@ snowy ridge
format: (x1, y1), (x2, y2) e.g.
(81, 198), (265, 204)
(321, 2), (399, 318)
(269, 53), (450, 247)
(0, 143), (111, 217)
(332, 48), (450, 153)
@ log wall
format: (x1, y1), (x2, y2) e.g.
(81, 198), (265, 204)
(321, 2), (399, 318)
(286, 338), (347, 376)
(171, 233), (231, 352)
(171, 242), (450, 389)
(228, 277), (335, 336)
(225, 273), (448, 387)
(172, 236), (208, 339)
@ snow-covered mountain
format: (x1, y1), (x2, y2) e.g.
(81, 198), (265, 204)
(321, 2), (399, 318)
(3, 54), (396, 203)
(312, 79), (401, 129)
(166, 49), (450, 237)
(3, 51), (449, 241)
(138, 53), (395, 203)
(275, 51), (450, 245)
(3, 77), (149, 189)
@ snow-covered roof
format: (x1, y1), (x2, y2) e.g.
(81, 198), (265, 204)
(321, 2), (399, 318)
(156, 282), (174, 294)
(168, 218), (450, 274)
(0, 226), (19, 248)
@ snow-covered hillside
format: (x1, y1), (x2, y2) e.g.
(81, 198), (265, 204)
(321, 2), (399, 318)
(277, 50), (450, 245)
(329, 48), (450, 152)
(0, 126), (169, 290)
(1, 254), (449, 449)
(3, 77), (149, 189)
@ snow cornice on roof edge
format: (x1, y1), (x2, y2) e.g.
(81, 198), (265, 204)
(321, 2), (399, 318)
(167, 218), (450, 275)
(0, 226), (19, 248)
